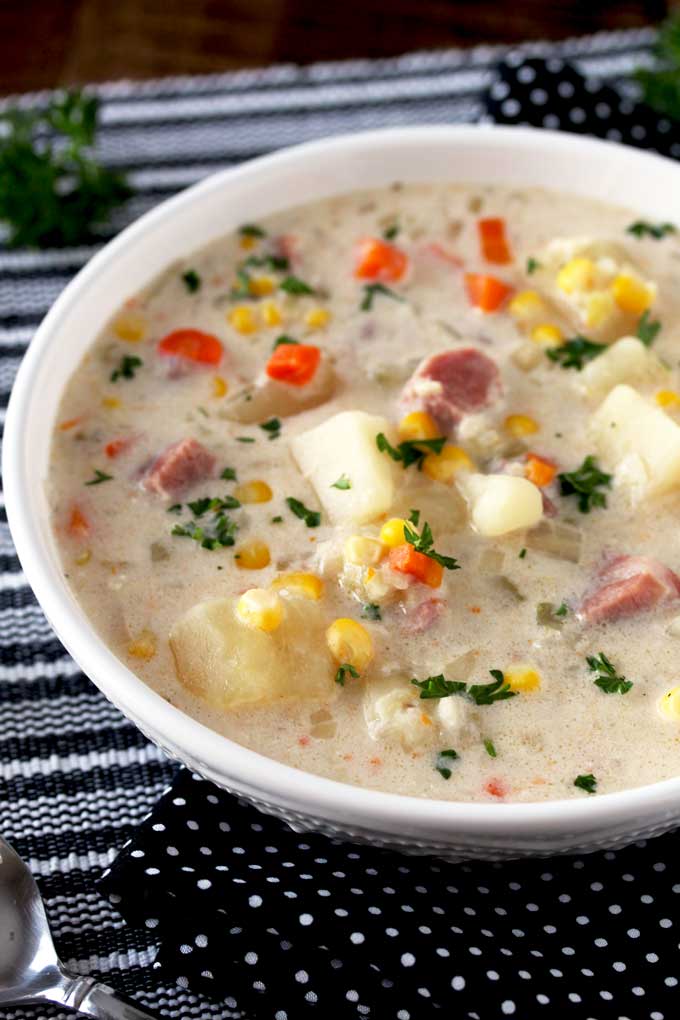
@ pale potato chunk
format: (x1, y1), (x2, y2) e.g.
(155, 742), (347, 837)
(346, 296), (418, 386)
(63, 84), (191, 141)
(461, 474), (543, 537)
(291, 411), (396, 524)
(169, 596), (335, 709)
(363, 678), (435, 751)
(579, 337), (666, 401)
(589, 384), (680, 496)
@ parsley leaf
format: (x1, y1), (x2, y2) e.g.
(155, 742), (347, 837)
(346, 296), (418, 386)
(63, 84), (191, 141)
(331, 474), (351, 490)
(546, 336), (607, 370)
(260, 417), (281, 439)
(335, 663), (359, 686)
(110, 354), (143, 383)
(519, 548), (527, 559)
(236, 436), (255, 444)
(483, 738), (497, 758)
(634, 13), (680, 122)
(239, 223), (266, 238)
(587, 652), (633, 694)
(221, 467), (237, 481)
(272, 334), (299, 350)
(411, 674), (468, 699)
(361, 603), (382, 621)
(403, 520), (460, 571)
(626, 220), (676, 240)
(181, 269), (201, 293)
(280, 275), (315, 295)
(408, 508), (420, 526)
(271, 515), (283, 523)
(435, 748), (459, 780)
(286, 497), (321, 528)
(636, 309), (662, 347)
(558, 455), (612, 513)
(383, 223), (400, 240)
(526, 256), (541, 274)
(85, 469), (113, 486)
(574, 773), (597, 794)
(537, 601), (568, 629)
(375, 432), (446, 470)
(360, 282), (405, 311)
(411, 670), (515, 706)
(170, 495), (240, 550)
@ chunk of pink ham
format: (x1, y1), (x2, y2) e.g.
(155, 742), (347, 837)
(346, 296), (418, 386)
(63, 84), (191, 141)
(141, 438), (215, 498)
(578, 555), (680, 625)
(398, 347), (502, 433)
(403, 597), (446, 634)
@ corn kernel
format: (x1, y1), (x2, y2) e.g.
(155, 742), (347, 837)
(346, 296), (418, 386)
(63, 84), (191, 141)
(304, 307), (331, 329)
(102, 396), (122, 410)
(398, 411), (439, 442)
(585, 291), (616, 329)
(235, 539), (271, 570)
(249, 275), (276, 297)
(504, 414), (539, 437)
(556, 257), (596, 294)
(127, 629), (157, 660)
(344, 535), (384, 567)
(239, 234), (257, 250)
(236, 588), (283, 632)
(423, 444), (475, 483)
(271, 572), (324, 600)
(505, 663), (541, 692)
(658, 685), (680, 720)
(656, 389), (680, 409)
(612, 273), (654, 315)
(530, 323), (564, 347)
(379, 518), (409, 548)
(326, 618), (374, 672)
(212, 375), (228, 398)
(261, 300), (283, 327)
(508, 290), (545, 321)
(229, 305), (258, 334)
(234, 480), (273, 504)
(74, 549), (91, 566)
(511, 343), (543, 372)
(113, 313), (146, 343)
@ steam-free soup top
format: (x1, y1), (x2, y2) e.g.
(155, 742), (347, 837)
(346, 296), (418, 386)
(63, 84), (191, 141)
(49, 183), (680, 802)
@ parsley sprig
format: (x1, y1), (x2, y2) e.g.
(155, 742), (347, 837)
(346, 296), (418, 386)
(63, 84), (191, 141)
(574, 773), (597, 794)
(169, 495), (240, 551)
(376, 432), (446, 470)
(435, 748), (459, 779)
(411, 669), (516, 706)
(181, 269), (201, 293)
(331, 474), (351, 490)
(587, 652), (633, 695)
(110, 355), (143, 383)
(335, 663), (359, 686)
(403, 520), (460, 571)
(85, 469), (113, 486)
(260, 417), (281, 440)
(360, 283), (405, 311)
(546, 336), (607, 370)
(286, 497), (321, 528)
(636, 309), (662, 347)
(626, 220), (676, 240)
(558, 455), (612, 513)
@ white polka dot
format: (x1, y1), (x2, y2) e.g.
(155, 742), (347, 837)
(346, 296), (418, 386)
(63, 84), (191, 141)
(469, 946), (482, 956)
(518, 970), (531, 980)
(173, 797), (186, 806)
(145, 868), (159, 876)
(487, 970), (500, 981)
(452, 976), (465, 991)
(613, 961), (626, 972)
(660, 917), (673, 928)
(562, 947), (575, 956)
(609, 904), (621, 914)
(543, 925), (556, 935)
(526, 903), (539, 912)
(536, 994), (550, 1004)
(641, 894), (654, 904)
(401, 952), (415, 967)
(131, 850), (144, 858)
(346, 990), (359, 1002)
(207, 794), (219, 804)
(654, 861), (666, 872)
(249, 895), (262, 908)
(397, 1012), (410, 1020)
(436, 947), (450, 957)
(501, 99), (521, 117)
(197, 879), (212, 890)
(576, 916), (590, 925)
(299, 913), (314, 926)
(304, 991), (318, 1003)
(569, 108), (586, 124)
(295, 970), (309, 984)
(517, 65), (536, 84)
(632, 986), (645, 996)
(665, 976), (678, 987)
(647, 952), (659, 963)
(501, 1002), (516, 1015)
(245, 951), (258, 965)
(152, 823), (166, 831)
(351, 932), (365, 945)
(600, 990), (613, 1000)
(179, 944), (193, 955)
(568, 993), (581, 1003)
(166, 846), (179, 857)
(546, 58), (564, 73)
(145, 918), (159, 929)
(186, 820), (199, 830)
(195, 934), (208, 947)
(557, 81), (575, 98)
(594, 938), (608, 947)
(627, 928), (640, 938)
(334, 907), (347, 916)
(595, 103), (611, 118)
(543, 114), (560, 130)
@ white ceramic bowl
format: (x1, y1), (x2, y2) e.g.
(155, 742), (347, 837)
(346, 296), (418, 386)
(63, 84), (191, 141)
(6, 125), (680, 861)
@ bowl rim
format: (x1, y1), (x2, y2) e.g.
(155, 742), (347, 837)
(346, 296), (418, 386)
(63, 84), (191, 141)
(7, 122), (680, 841)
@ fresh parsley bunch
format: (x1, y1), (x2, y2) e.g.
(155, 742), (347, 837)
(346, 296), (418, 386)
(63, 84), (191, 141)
(635, 14), (680, 122)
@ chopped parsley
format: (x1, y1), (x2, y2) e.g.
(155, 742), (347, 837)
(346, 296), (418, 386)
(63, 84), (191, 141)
(280, 274), (315, 296)
(636, 309), (662, 347)
(181, 269), (201, 293)
(587, 652), (633, 694)
(558, 455), (612, 513)
(519, 548), (527, 559)
(286, 497), (321, 528)
(411, 674), (467, 699)
(361, 603), (382, 621)
(403, 520), (460, 571)
(383, 223), (400, 240)
(85, 469), (113, 486)
(236, 436), (255, 444)
(574, 773), (597, 794)
(555, 602), (568, 617)
(171, 495), (239, 551)
(376, 432), (446, 470)
(187, 495), (241, 516)
(526, 256), (541, 274)
(243, 253), (289, 273)
(260, 417), (281, 440)
(408, 508), (420, 526)
(537, 601), (568, 629)
(360, 282), (405, 311)
(411, 670), (516, 706)
(626, 220), (676, 240)
(483, 738), (497, 758)
(335, 663), (359, 686)
(634, 13), (680, 121)
(271, 515), (283, 523)
(435, 748), (459, 780)
(110, 354), (143, 383)
(239, 223), (266, 238)
(221, 467), (237, 481)
(546, 336), (607, 371)
(331, 474), (351, 490)
(272, 334), (299, 350)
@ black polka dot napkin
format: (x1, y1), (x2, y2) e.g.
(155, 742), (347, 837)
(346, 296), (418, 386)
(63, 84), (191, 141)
(100, 770), (680, 1019)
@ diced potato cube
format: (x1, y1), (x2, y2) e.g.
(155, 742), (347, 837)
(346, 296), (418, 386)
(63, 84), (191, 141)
(461, 474), (543, 537)
(169, 596), (335, 709)
(436, 696), (479, 746)
(579, 337), (666, 401)
(291, 411), (396, 524)
(589, 384), (680, 496)
(363, 678), (436, 751)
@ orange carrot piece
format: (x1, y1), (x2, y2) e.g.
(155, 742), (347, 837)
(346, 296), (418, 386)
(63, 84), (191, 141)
(265, 343), (320, 386)
(105, 437), (134, 459)
(478, 217), (512, 264)
(68, 505), (90, 539)
(484, 778), (507, 799)
(354, 237), (408, 282)
(58, 417), (82, 431)
(157, 329), (223, 365)
(388, 543), (443, 589)
(464, 273), (513, 313)
(525, 453), (557, 488)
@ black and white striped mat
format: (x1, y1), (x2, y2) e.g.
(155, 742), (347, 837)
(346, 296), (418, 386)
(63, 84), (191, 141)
(0, 27), (673, 1020)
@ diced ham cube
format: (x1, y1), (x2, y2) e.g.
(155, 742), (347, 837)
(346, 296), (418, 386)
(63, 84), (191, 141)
(579, 555), (680, 625)
(399, 347), (502, 433)
(403, 597), (445, 634)
(142, 438), (215, 498)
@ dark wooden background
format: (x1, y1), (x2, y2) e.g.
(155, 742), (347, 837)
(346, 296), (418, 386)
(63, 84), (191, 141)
(0, 0), (672, 95)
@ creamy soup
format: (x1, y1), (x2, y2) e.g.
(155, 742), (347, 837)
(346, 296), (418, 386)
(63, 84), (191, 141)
(48, 183), (680, 802)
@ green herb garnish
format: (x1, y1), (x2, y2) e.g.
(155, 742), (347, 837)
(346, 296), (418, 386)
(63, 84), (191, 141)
(181, 269), (201, 293)
(408, 508), (420, 526)
(221, 467), (237, 481)
(335, 663), (359, 686)
(110, 355), (143, 383)
(236, 436), (256, 444)
(85, 469), (113, 486)
(574, 773), (597, 794)
(546, 336), (607, 371)
(280, 275), (315, 296)
(411, 670), (516, 706)
(376, 432), (446, 470)
(626, 220), (676, 240)
(636, 309), (662, 347)
(526, 257), (541, 274)
(187, 495), (240, 516)
(558, 455), (612, 513)
(361, 603), (382, 621)
(360, 282), (405, 312)
(587, 652), (633, 695)
(483, 738), (497, 758)
(239, 223), (266, 238)
(171, 495), (239, 551)
(271, 515), (283, 523)
(286, 497), (321, 528)
(634, 13), (680, 121)
(519, 548), (527, 559)
(536, 601), (568, 629)
(243, 253), (289, 272)
(260, 417), (281, 439)
(435, 748), (459, 780)
(331, 474), (351, 490)
(403, 520), (460, 571)
(272, 334), (299, 350)
(383, 223), (400, 240)
(411, 674), (468, 699)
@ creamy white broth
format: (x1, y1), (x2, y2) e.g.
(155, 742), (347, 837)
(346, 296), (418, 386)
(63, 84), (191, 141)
(48, 183), (680, 803)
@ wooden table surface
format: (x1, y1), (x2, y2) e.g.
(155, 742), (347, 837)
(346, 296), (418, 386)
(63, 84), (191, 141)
(0, 0), (670, 96)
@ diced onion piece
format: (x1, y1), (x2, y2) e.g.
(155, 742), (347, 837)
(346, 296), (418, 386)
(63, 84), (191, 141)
(462, 474), (543, 537)
(525, 520), (582, 563)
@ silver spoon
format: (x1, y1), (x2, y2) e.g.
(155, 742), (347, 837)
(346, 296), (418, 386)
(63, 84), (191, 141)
(0, 835), (159, 1018)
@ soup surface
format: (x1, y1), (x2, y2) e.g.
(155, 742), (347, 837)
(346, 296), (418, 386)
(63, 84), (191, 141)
(49, 182), (680, 802)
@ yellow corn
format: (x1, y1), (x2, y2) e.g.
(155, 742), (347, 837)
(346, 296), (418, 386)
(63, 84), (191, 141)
(658, 685), (680, 720)
(101, 396), (122, 410)
(74, 549), (91, 566)
(212, 375), (228, 398)
(113, 313), (146, 343)
(379, 518), (409, 548)
(326, 618), (374, 672)
(344, 535), (384, 567)
(127, 629), (157, 661)
(234, 480), (273, 504)
(508, 290), (545, 321)
(229, 306), (258, 334)
(656, 389), (680, 409)
(505, 663), (541, 692)
(612, 273), (654, 315)
(556, 257), (596, 294)
(249, 275), (276, 297)
(261, 301), (283, 327)
(239, 234), (257, 250)
(585, 291), (615, 329)
(271, 572), (325, 600)
(530, 323), (564, 347)
(423, 444), (474, 483)
(235, 539), (271, 570)
(398, 411), (439, 442)
(236, 588), (283, 632)
(305, 307), (331, 330)
(504, 414), (539, 437)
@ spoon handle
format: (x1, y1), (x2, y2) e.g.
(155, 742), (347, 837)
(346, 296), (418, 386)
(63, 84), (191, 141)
(62, 974), (160, 1019)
